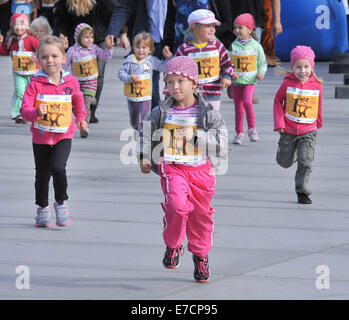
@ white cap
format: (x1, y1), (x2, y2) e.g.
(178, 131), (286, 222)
(187, 9), (221, 27)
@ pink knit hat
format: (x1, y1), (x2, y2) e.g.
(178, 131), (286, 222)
(74, 23), (93, 45)
(290, 45), (315, 69)
(234, 13), (255, 31)
(164, 56), (199, 85)
(10, 13), (29, 31)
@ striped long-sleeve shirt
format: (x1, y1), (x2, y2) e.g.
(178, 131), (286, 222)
(175, 39), (234, 100)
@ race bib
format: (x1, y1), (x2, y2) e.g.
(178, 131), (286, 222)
(188, 50), (220, 84)
(41, 0), (55, 7)
(12, 51), (36, 75)
(230, 49), (257, 75)
(34, 94), (72, 133)
(162, 115), (204, 164)
(124, 74), (151, 102)
(72, 55), (98, 81)
(285, 87), (320, 124)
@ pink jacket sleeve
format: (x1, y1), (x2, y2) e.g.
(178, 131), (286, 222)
(316, 85), (323, 129)
(71, 78), (87, 123)
(20, 81), (42, 122)
(273, 82), (286, 131)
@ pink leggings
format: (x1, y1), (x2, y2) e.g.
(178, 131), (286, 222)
(231, 84), (256, 133)
(159, 161), (215, 257)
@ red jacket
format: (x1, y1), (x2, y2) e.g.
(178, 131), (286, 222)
(20, 70), (87, 145)
(273, 73), (323, 135)
(0, 33), (39, 56)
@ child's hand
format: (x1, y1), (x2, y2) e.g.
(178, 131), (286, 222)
(131, 72), (139, 82)
(140, 159), (151, 174)
(0, 34), (4, 45)
(36, 103), (47, 116)
(77, 120), (88, 131)
(118, 33), (130, 50)
(232, 73), (239, 81)
(162, 46), (173, 59)
(105, 35), (114, 49)
(221, 78), (231, 89)
(59, 34), (69, 50)
(276, 128), (285, 133)
(256, 73), (264, 81)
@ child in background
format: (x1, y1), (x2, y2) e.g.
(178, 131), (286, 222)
(229, 13), (267, 144)
(30, 15), (52, 40)
(63, 23), (113, 138)
(0, 13), (39, 124)
(273, 45), (323, 204)
(138, 56), (228, 283)
(118, 32), (167, 131)
(20, 35), (87, 227)
(174, 9), (236, 111)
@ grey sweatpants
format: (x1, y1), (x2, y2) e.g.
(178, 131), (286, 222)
(276, 131), (317, 195)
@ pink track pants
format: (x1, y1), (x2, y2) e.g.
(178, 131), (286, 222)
(159, 161), (216, 257)
(231, 84), (256, 133)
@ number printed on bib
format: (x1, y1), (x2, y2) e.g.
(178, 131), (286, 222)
(72, 55), (98, 81)
(34, 94), (72, 133)
(162, 115), (204, 164)
(230, 49), (257, 75)
(12, 51), (36, 75)
(285, 87), (320, 124)
(124, 74), (151, 102)
(189, 50), (220, 84)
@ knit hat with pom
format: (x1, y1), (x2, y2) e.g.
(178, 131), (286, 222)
(164, 56), (199, 85)
(10, 13), (29, 31)
(74, 23), (93, 45)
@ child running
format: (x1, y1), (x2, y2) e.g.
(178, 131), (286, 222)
(0, 13), (40, 124)
(273, 45), (323, 204)
(20, 35), (87, 227)
(64, 23), (113, 138)
(138, 56), (228, 282)
(174, 9), (236, 111)
(229, 13), (267, 144)
(118, 32), (167, 131)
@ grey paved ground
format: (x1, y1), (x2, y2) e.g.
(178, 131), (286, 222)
(0, 48), (348, 300)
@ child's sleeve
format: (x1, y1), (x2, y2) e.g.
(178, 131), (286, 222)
(62, 47), (73, 72)
(117, 61), (133, 83)
(20, 80), (41, 122)
(94, 44), (113, 61)
(256, 43), (267, 76)
(0, 39), (10, 55)
(273, 82), (287, 131)
(151, 56), (168, 72)
(317, 85), (323, 129)
(218, 42), (234, 80)
(71, 78), (87, 123)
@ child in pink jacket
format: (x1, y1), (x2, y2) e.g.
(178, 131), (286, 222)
(273, 45), (323, 204)
(20, 35), (87, 227)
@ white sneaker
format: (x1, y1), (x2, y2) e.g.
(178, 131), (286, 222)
(233, 132), (244, 144)
(248, 128), (259, 142)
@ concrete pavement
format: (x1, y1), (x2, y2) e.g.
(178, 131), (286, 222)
(0, 47), (349, 300)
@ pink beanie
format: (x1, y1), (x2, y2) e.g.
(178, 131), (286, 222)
(10, 13), (29, 31)
(290, 45), (316, 69)
(74, 23), (93, 44)
(164, 56), (199, 85)
(234, 13), (255, 31)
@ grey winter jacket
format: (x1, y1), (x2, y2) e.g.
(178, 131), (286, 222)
(138, 93), (228, 175)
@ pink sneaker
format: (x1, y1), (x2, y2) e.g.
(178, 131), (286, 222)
(54, 201), (71, 227)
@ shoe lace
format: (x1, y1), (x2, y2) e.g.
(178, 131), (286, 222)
(196, 256), (209, 276)
(168, 246), (184, 266)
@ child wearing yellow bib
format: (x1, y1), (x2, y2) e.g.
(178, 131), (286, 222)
(0, 13), (39, 123)
(64, 23), (113, 138)
(273, 46), (323, 204)
(118, 32), (167, 131)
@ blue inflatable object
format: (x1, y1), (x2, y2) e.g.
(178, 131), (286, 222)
(275, 0), (348, 61)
